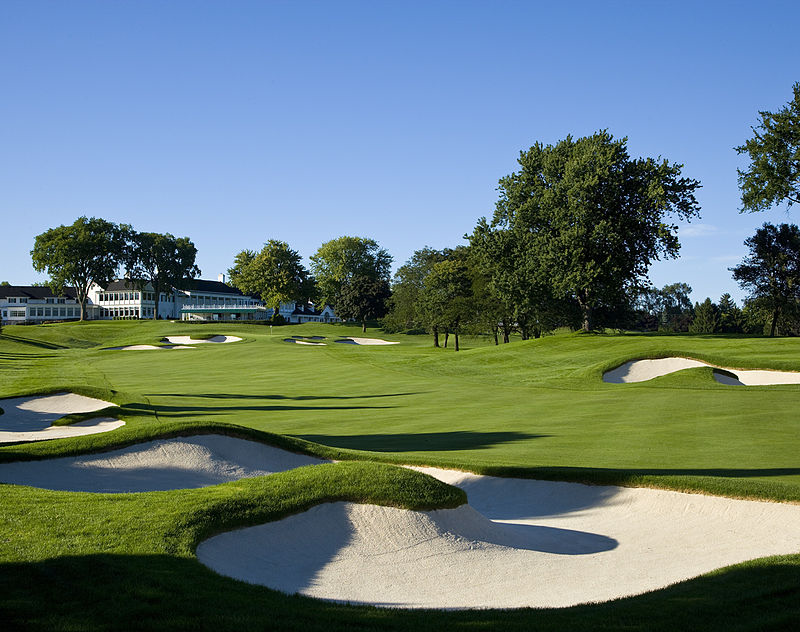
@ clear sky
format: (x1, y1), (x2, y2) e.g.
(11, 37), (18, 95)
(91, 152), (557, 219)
(1, 0), (798, 304)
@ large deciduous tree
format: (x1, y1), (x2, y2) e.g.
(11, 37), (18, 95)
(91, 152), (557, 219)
(309, 236), (392, 309)
(418, 257), (474, 351)
(335, 276), (391, 332)
(736, 82), (800, 212)
(384, 247), (450, 333)
(126, 232), (200, 319)
(491, 131), (701, 331)
(227, 240), (315, 320)
(31, 216), (129, 321)
(731, 222), (800, 337)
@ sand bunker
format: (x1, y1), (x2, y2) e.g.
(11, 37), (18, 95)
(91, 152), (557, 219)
(335, 337), (399, 346)
(198, 466), (800, 609)
(603, 357), (800, 386)
(0, 434), (328, 492)
(163, 335), (242, 345)
(284, 339), (326, 346)
(0, 393), (123, 443)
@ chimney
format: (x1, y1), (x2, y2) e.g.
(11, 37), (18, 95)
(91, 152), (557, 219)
(218, 273), (226, 283)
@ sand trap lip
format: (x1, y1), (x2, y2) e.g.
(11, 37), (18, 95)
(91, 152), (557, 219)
(603, 357), (800, 386)
(334, 337), (399, 345)
(284, 339), (326, 346)
(163, 335), (242, 344)
(0, 434), (328, 492)
(197, 467), (800, 609)
(0, 393), (123, 444)
(104, 344), (195, 351)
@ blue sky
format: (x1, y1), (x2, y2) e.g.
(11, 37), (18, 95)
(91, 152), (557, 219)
(1, 0), (798, 304)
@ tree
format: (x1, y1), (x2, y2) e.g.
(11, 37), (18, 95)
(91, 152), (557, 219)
(731, 222), (800, 337)
(736, 82), (800, 213)
(718, 293), (744, 333)
(126, 232), (200, 319)
(470, 220), (573, 340)
(31, 216), (129, 321)
(658, 282), (694, 332)
(492, 131), (701, 331)
(384, 247), (450, 333)
(227, 240), (315, 320)
(309, 236), (392, 309)
(418, 258), (474, 351)
(335, 276), (391, 332)
(689, 298), (719, 334)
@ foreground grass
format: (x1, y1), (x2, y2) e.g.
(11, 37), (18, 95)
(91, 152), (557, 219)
(2, 321), (800, 629)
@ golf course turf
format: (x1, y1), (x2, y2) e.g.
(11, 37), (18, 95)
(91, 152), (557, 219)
(2, 320), (800, 630)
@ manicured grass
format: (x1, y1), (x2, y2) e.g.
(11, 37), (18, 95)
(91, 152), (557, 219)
(2, 321), (800, 629)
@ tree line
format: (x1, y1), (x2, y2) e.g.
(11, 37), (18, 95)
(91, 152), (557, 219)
(25, 81), (798, 339)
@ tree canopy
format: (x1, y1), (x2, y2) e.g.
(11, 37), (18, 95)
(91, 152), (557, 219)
(31, 216), (129, 320)
(736, 82), (800, 212)
(227, 240), (315, 319)
(309, 236), (392, 309)
(384, 247), (450, 333)
(731, 222), (800, 337)
(335, 275), (391, 332)
(418, 256), (474, 351)
(490, 131), (701, 330)
(125, 232), (200, 319)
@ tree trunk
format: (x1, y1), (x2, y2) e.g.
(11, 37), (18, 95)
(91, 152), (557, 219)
(444, 332), (449, 348)
(493, 326), (499, 345)
(502, 326), (510, 344)
(533, 328), (541, 339)
(433, 327), (440, 347)
(577, 293), (592, 331)
(455, 331), (460, 351)
(770, 307), (779, 337)
(362, 320), (367, 333)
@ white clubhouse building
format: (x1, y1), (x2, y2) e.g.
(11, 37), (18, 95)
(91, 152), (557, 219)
(1, 276), (339, 325)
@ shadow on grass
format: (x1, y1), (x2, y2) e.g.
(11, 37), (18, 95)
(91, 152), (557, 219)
(0, 334), (67, 350)
(296, 431), (546, 452)
(126, 403), (397, 418)
(1, 553), (800, 631)
(147, 392), (425, 401)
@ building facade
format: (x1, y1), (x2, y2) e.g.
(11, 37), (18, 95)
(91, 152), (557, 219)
(0, 285), (82, 324)
(2, 278), (339, 325)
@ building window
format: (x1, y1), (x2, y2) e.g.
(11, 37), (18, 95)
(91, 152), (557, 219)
(19, 298), (28, 303)
(8, 297), (16, 303)
(10, 309), (26, 317)
(37, 308), (44, 317)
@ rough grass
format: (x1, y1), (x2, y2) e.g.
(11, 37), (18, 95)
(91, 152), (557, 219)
(2, 321), (800, 630)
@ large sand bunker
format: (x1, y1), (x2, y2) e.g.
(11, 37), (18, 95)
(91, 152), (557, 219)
(163, 335), (242, 344)
(198, 466), (800, 609)
(284, 339), (326, 346)
(0, 393), (123, 444)
(603, 357), (800, 386)
(0, 434), (328, 492)
(335, 337), (399, 346)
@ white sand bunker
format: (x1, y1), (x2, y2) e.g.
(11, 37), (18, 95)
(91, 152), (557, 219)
(198, 467), (800, 609)
(284, 339), (326, 346)
(163, 335), (242, 344)
(0, 434), (328, 492)
(0, 392), (123, 444)
(603, 357), (800, 386)
(335, 337), (399, 346)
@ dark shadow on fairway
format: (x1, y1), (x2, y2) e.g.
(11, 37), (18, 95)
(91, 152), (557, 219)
(147, 392), (426, 401)
(0, 351), (57, 360)
(126, 403), (397, 417)
(296, 431), (545, 452)
(3, 553), (800, 630)
(0, 334), (67, 350)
